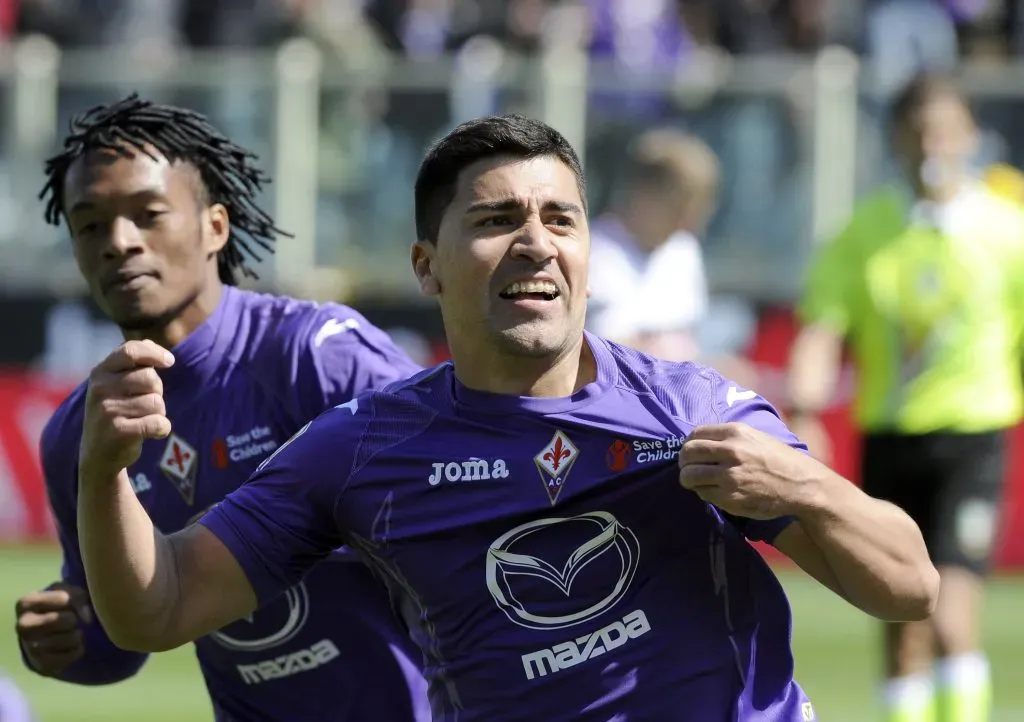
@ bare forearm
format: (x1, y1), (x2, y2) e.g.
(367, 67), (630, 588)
(795, 473), (939, 621)
(788, 323), (843, 412)
(76, 467), (182, 652)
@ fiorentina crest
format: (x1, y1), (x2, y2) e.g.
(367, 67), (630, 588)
(534, 430), (579, 505)
(159, 433), (198, 505)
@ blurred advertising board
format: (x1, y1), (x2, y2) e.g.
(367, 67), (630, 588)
(1, 295), (1021, 568)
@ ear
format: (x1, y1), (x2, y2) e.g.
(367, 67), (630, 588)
(203, 203), (230, 255)
(411, 240), (441, 297)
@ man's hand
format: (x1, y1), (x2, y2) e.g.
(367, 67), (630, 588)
(15, 583), (92, 676)
(80, 340), (175, 476)
(679, 423), (825, 520)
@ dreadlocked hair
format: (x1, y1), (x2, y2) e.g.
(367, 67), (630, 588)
(40, 93), (290, 285)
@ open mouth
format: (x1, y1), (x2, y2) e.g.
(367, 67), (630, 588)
(499, 280), (560, 302)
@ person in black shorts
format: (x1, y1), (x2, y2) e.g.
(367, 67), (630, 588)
(788, 73), (1022, 722)
(862, 432), (1005, 579)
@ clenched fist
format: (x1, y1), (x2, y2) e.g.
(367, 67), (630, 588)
(16, 583), (92, 676)
(80, 340), (175, 476)
(679, 423), (827, 520)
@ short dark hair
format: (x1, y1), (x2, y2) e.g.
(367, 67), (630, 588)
(414, 114), (587, 244)
(40, 93), (290, 285)
(890, 72), (972, 131)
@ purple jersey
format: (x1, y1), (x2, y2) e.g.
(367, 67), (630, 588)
(201, 334), (817, 721)
(37, 286), (429, 722)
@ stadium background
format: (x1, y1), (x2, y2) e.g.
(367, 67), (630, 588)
(0, 0), (1022, 719)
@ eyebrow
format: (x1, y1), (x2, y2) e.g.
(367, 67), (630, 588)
(68, 188), (167, 216)
(465, 199), (584, 215)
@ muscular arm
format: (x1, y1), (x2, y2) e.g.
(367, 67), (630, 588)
(787, 321), (843, 414)
(773, 468), (939, 622)
(77, 465), (256, 652)
(704, 373), (937, 622)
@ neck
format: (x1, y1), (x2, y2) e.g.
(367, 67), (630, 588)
(452, 331), (596, 398)
(122, 282), (224, 350)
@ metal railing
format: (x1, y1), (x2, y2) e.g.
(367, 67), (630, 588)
(0, 35), (876, 301)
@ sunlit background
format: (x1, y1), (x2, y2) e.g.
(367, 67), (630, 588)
(0, 1), (1022, 720)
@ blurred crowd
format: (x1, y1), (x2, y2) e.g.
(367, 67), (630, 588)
(1, 2), (1023, 322)
(6, 1), (1024, 67)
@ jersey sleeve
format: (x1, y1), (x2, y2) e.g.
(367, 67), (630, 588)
(198, 401), (362, 606)
(28, 411), (148, 685)
(288, 304), (422, 423)
(709, 373), (805, 544)
(797, 225), (857, 334)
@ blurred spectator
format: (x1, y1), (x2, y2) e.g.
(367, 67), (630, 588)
(694, 0), (825, 255)
(355, 0), (460, 246)
(789, 73), (1021, 722)
(861, 0), (980, 94)
(587, 128), (757, 385)
(19, 0), (184, 138)
(179, 0), (301, 157)
(580, 0), (696, 211)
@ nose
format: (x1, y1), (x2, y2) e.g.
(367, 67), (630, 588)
(510, 216), (557, 264)
(103, 216), (143, 258)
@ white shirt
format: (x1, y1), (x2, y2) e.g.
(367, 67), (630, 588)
(587, 215), (708, 341)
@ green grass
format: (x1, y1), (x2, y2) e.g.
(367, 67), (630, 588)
(2, 545), (1023, 721)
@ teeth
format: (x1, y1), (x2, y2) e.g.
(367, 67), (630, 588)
(502, 280), (558, 296)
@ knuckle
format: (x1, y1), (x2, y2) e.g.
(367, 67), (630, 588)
(111, 417), (137, 437)
(100, 397), (122, 418)
(147, 393), (166, 416)
(120, 340), (141, 361)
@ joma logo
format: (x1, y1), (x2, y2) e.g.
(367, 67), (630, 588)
(428, 458), (509, 486)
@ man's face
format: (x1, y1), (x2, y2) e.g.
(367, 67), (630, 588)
(63, 147), (228, 330)
(412, 154), (589, 361)
(894, 96), (977, 188)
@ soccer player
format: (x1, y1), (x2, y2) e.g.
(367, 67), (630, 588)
(12, 95), (429, 722)
(73, 113), (938, 721)
(788, 74), (1024, 722)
